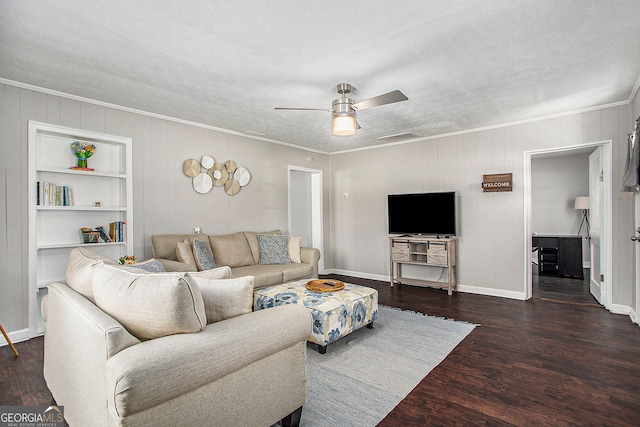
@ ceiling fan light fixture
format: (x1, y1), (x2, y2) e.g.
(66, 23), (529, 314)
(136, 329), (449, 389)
(332, 112), (357, 136)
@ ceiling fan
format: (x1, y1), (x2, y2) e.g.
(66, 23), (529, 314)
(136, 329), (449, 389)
(275, 83), (408, 136)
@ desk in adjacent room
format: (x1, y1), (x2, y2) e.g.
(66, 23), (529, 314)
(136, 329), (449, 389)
(532, 235), (584, 280)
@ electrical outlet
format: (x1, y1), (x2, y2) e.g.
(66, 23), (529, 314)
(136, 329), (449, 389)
(193, 227), (201, 234)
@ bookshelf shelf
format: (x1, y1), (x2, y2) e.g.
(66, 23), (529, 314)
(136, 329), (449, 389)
(28, 121), (133, 337)
(37, 242), (127, 250)
(37, 206), (126, 211)
(36, 167), (126, 179)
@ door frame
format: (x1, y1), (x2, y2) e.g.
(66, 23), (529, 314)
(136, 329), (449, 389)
(288, 165), (325, 274)
(635, 193), (640, 324)
(523, 139), (613, 308)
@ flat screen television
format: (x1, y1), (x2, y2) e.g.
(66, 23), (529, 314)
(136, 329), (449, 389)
(387, 191), (456, 236)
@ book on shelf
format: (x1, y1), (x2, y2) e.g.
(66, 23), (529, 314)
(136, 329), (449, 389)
(95, 225), (112, 243)
(37, 182), (74, 206)
(103, 221), (126, 243)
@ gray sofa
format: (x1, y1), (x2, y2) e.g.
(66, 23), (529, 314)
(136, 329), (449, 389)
(151, 230), (320, 289)
(43, 247), (311, 427)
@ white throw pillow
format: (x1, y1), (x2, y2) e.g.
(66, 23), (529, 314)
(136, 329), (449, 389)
(289, 236), (302, 263)
(93, 264), (206, 340)
(66, 247), (118, 303)
(187, 266), (232, 280)
(189, 275), (254, 324)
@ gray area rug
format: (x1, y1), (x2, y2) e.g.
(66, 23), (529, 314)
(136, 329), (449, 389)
(301, 305), (476, 426)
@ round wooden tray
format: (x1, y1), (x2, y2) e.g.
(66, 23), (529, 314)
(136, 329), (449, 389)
(305, 279), (345, 292)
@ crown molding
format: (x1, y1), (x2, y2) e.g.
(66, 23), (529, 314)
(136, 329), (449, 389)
(2, 77), (632, 157)
(0, 77), (329, 155)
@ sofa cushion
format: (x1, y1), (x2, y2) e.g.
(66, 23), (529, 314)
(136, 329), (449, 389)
(244, 230), (282, 264)
(193, 239), (217, 271)
(288, 236), (302, 263)
(66, 247), (118, 303)
(209, 232), (254, 267)
(131, 258), (166, 273)
(189, 275), (254, 324)
(279, 263), (314, 283)
(188, 266), (232, 280)
(231, 265), (284, 289)
(176, 239), (197, 268)
(258, 234), (291, 265)
(93, 265), (206, 341)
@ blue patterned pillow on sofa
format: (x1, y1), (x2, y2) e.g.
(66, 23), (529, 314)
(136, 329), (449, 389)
(258, 234), (291, 265)
(193, 239), (217, 271)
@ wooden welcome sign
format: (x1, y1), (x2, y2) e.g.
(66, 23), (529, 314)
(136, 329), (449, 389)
(482, 173), (513, 192)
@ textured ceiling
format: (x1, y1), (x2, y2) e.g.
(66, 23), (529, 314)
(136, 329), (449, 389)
(1, 0), (639, 153)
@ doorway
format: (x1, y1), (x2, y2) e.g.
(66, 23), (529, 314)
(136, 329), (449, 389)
(524, 140), (613, 308)
(288, 166), (324, 274)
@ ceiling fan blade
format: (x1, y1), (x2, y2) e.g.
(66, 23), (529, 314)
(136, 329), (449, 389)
(274, 107), (331, 112)
(352, 90), (408, 111)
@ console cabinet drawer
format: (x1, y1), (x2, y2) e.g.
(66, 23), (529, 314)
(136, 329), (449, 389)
(427, 243), (447, 265)
(392, 242), (410, 261)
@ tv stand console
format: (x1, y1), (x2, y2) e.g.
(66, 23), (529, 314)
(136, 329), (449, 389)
(389, 236), (457, 295)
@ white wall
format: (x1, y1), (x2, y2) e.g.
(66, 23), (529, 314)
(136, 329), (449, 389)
(531, 152), (591, 264)
(329, 105), (635, 304)
(0, 83), (330, 335)
(532, 153), (590, 235)
(2, 80), (638, 336)
(289, 170), (313, 247)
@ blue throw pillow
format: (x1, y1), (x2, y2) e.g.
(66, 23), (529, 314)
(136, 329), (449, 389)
(132, 259), (167, 273)
(258, 234), (291, 265)
(193, 239), (216, 271)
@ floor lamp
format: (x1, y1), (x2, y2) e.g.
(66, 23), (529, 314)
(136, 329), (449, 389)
(575, 196), (590, 239)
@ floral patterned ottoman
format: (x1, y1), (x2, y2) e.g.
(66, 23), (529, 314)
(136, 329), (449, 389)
(254, 280), (379, 354)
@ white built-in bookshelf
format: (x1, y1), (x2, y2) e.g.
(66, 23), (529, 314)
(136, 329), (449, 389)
(28, 121), (133, 335)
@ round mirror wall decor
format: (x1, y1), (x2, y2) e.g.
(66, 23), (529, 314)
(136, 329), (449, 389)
(201, 155), (215, 169)
(224, 178), (240, 196)
(235, 167), (251, 186)
(209, 163), (229, 187)
(184, 155), (250, 196)
(183, 159), (201, 178)
(193, 172), (213, 194)
(225, 160), (237, 173)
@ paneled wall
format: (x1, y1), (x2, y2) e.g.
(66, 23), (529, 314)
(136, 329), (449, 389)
(0, 83), (330, 335)
(2, 80), (637, 337)
(329, 105), (635, 304)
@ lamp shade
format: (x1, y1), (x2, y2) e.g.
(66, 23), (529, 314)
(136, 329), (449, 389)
(574, 196), (590, 210)
(332, 112), (357, 136)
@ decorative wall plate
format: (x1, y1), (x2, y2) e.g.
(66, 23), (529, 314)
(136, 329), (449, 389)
(193, 172), (213, 194)
(183, 159), (201, 177)
(209, 163), (229, 186)
(225, 160), (237, 173)
(201, 155), (215, 169)
(235, 167), (251, 186)
(224, 178), (240, 196)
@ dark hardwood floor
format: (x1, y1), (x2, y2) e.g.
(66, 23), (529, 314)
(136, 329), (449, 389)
(532, 264), (599, 306)
(2, 274), (640, 426)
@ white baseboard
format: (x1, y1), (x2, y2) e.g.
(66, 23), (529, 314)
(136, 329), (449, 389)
(609, 303), (631, 316)
(325, 269), (527, 300)
(0, 327), (30, 347)
(456, 284), (527, 300)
